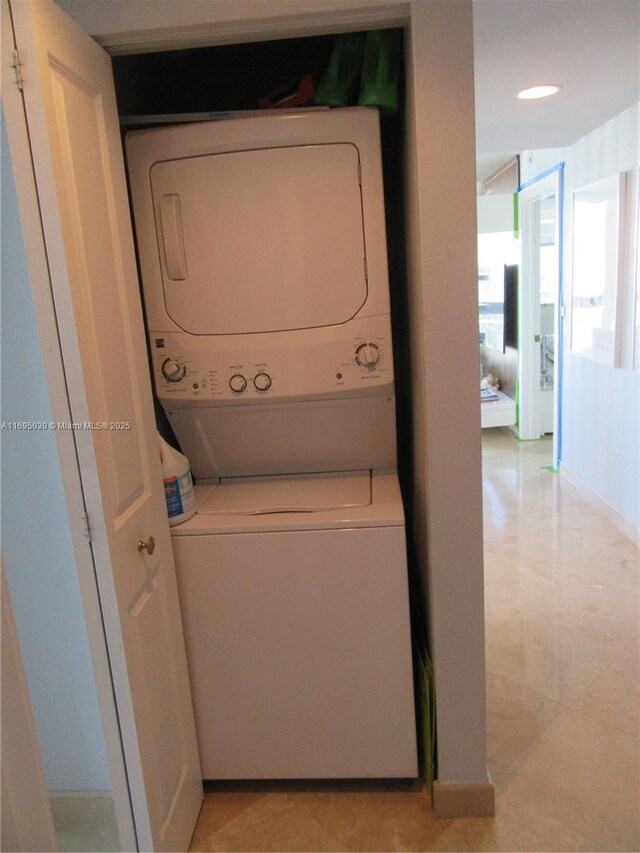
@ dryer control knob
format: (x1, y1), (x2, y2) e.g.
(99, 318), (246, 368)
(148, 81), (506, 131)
(254, 372), (272, 392)
(162, 358), (186, 383)
(355, 343), (380, 368)
(229, 374), (248, 393)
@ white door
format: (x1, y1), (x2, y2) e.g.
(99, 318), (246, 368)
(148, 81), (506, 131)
(7, 1), (203, 850)
(518, 166), (563, 463)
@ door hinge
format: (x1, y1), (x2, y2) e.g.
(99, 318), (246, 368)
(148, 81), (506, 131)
(82, 513), (92, 543)
(11, 49), (24, 91)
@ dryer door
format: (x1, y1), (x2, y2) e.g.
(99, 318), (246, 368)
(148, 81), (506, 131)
(149, 143), (367, 335)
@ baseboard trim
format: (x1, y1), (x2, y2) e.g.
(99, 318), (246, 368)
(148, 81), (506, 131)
(432, 778), (495, 819)
(560, 464), (639, 546)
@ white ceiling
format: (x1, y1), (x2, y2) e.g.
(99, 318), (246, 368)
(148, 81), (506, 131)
(473, 0), (640, 182)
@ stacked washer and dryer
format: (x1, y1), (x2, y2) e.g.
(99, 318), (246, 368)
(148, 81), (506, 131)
(126, 108), (418, 780)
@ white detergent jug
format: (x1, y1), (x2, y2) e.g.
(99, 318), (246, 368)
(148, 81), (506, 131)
(158, 433), (196, 526)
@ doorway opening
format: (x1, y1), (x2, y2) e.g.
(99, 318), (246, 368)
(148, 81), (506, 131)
(518, 164), (564, 467)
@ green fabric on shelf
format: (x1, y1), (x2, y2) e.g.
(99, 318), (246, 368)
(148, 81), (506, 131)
(314, 33), (366, 108)
(358, 30), (402, 116)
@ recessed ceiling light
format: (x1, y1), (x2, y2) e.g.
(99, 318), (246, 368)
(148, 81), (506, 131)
(517, 85), (561, 100)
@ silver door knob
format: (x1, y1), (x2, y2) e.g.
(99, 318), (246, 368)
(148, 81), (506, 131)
(137, 536), (155, 555)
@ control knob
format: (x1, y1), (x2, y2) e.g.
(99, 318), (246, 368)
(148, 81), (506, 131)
(254, 372), (272, 392)
(162, 358), (186, 383)
(229, 374), (248, 393)
(355, 343), (380, 368)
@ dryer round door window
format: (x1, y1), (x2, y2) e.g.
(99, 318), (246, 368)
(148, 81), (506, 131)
(150, 144), (368, 336)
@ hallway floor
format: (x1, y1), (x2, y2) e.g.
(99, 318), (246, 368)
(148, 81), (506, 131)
(189, 428), (640, 852)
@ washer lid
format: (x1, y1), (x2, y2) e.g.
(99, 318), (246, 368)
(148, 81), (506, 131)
(197, 470), (371, 515)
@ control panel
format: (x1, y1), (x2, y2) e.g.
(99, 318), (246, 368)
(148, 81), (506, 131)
(150, 317), (394, 407)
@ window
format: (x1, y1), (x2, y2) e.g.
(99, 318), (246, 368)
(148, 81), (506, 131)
(570, 174), (625, 365)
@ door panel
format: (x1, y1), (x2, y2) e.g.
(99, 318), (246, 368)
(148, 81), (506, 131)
(49, 65), (146, 515)
(518, 166), (563, 461)
(8, 1), (202, 849)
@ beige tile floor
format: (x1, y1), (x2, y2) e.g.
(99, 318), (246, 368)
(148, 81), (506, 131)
(190, 428), (640, 852)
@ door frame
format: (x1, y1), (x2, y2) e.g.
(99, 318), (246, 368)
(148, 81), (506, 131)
(518, 163), (565, 466)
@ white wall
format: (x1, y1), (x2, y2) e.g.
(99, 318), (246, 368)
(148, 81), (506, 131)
(563, 104), (639, 532)
(403, 1), (488, 785)
(522, 105), (639, 535)
(520, 147), (570, 186)
(52, 0), (490, 795)
(477, 193), (514, 234)
(1, 111), (111, 792)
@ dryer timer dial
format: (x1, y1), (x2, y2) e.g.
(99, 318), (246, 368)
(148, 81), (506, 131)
(254, 372), (272, 392)
(229, 374), (248, 393)
(355, 343), (380, 368)
(162, 358), (186, 382)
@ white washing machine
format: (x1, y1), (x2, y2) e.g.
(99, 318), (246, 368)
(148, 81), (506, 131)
(171, 471), (417, 779)
(126, 108), (418, 778)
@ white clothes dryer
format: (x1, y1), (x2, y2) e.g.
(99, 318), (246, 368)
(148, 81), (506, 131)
(126, 108), (398, 478)
(171, 471), (418, 779)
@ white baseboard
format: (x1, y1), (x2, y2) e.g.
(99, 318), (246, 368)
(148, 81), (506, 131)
(560, 464), (640, 546)
(432, 776), (495, 819)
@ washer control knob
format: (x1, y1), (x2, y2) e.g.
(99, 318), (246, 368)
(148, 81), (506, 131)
(355, 343), (380, 368)
(253, 372), (272, 392)
(162, 358), (186, 382)
(229, 374), (247, 393)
